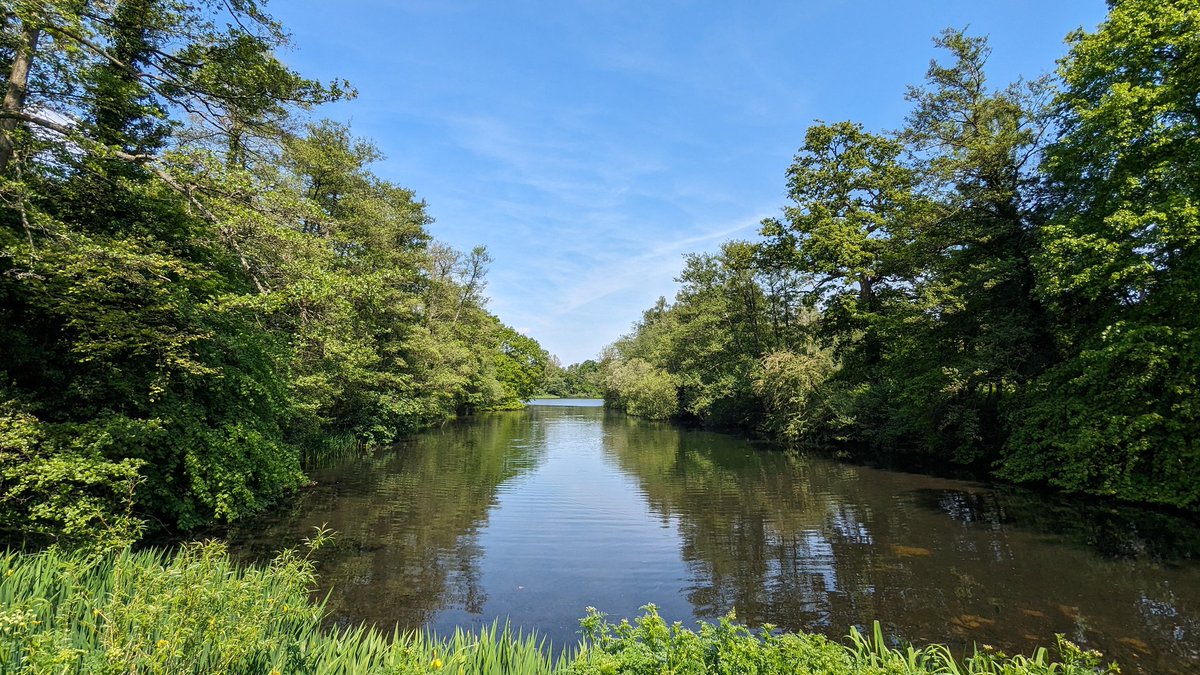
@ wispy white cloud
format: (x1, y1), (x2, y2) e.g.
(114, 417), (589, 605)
(550, 214), (766, 316)
(425, 103), (780, 362)
(442, 112), (665, 200)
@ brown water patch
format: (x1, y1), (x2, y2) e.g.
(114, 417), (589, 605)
(1117, 637), (1151, 654)
(949, 614), (996, 631)
(892, 545), (933, 557)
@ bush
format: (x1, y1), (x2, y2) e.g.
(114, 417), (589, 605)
(603, 359), (679, 420)
(754, 349), (850, 447)
(0, 401), (144, 551)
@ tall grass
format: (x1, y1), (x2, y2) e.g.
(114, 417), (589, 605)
(567, 605), (1117, 675)
(844, 618), (1116, 675)
(1, 544), (1118, 674)
(302, 432), (368, 470)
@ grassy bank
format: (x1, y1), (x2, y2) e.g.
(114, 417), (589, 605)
(1, 543), (1116, 674)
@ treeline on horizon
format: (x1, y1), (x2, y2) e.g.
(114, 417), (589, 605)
(600, 0), (1199, 512)
(0, 0), (551, 548)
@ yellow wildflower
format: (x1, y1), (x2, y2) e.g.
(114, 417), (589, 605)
(156, 639), (169, 650)
(431, 657), (443, 669)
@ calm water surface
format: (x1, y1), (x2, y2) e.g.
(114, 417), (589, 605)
(230, 400), (1200, 673)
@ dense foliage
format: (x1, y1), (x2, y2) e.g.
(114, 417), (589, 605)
(541, 359), (605, 399)
(602, 0), (1200, 510)
(0, 1), (547, 546)
(1, 543), (1116, 674)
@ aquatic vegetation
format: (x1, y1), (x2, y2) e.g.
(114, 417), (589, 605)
(566, 605), (1116, 675)
(0, 542), (558, 674)
(1, 544), (1118, 674)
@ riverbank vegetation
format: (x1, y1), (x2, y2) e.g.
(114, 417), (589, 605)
(601, 0), (1200, 512)
(540, 359), (605, 399)
(0, 0), (549, 548)
(2, 542), (1116, 674)
(0, 2), (1173, 671)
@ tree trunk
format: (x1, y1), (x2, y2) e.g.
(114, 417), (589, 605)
(0, 21), (41, 175)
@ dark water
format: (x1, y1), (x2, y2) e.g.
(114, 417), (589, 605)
(229, 401), (1200, 673)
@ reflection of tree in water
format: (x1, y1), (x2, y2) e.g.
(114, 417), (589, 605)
(600, 419), (880, 629)
(911, 487), (1200, 562)
(225, 409), (1200, 673)
(600, 415), (1200, 673)
(230, 411), (547, 630)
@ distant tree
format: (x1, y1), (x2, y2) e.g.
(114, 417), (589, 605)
(541, 356), (568, 397)
(562, 359), (605, 398)
(494, 326), (549, 406)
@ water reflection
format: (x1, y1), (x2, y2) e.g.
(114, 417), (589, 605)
(229, 405), (1200, 673)
(231, 412), (548, 629)
(601, 422), (1200, 672)
(911, 487), (1200, 562)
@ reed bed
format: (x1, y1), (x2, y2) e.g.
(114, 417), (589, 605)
(1, 544), (1117, 674)
(301, 432), (369, 470)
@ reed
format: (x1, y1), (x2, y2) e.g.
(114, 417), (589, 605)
(302, 432), (368, 470)
(1, 546), (1117, 674)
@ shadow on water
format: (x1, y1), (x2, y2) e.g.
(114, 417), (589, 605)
(228, 405), (1200, 673)
(908, 487), (1200, 563)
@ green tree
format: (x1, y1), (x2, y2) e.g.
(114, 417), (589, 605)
(540, 356), (568, 397)
(559, 359), (605, 398)
(1003, 0), (1200, 508)
(872, 29), (1057, 462)
(761, 122), (924, 370)
(1, 1), (552, 543)
(269, 121), (435, 444)
(494, 326), (550, 407)
(0, 0), (348, 176)
(663, 242), (771, 427)
(603, 357), (679, 420)
(759, 121), (927, 448)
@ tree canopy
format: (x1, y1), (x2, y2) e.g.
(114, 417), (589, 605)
(602, 2), (1200, 511)
(0, 0), (547, 547)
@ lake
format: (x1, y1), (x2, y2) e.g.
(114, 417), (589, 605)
(229, 400), (1200, 673)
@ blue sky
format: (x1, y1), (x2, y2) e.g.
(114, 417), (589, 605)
(270, 1), (1108, 365)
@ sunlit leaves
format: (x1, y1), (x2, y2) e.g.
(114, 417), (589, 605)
(1003, 0), (1200, 508)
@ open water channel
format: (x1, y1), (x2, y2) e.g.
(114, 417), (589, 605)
(229, 400), (1200, 673)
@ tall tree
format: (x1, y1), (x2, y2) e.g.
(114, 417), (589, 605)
(1004, 0), (1200, 508)
(0, 1), (347, 538)
(664, 241), (770, 427)
(0, 0), (348, 178)
(761, 122), (924, 368)
(880, 29), (1057, 460)
(758, 121), (927, 447)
